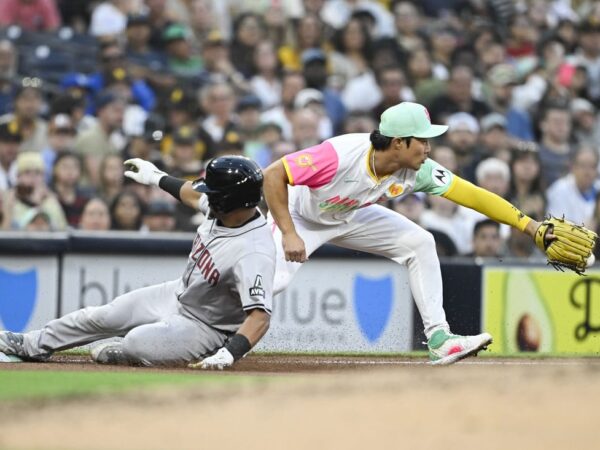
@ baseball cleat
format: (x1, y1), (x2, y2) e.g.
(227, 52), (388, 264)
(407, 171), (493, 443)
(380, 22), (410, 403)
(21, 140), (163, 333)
(0, 331), (25, 357)
(0, 351), (23, 363)
(428, 329), (493, 365)
(90, 342), (130, 365)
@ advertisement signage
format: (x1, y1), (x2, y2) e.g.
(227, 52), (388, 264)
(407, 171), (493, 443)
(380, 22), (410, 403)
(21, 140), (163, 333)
(483, 268), (600, 354)
(258, 260), (413, 352)
(0, 256), (58, 332)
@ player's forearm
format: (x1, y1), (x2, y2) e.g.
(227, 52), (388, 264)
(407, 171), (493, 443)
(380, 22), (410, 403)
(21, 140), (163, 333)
(442, 176), (532, 232)
(178, 181), (202, 209)
(263, 161), (297, 235)
(236, 309), (270, 347)
(157, 176), (200, 209)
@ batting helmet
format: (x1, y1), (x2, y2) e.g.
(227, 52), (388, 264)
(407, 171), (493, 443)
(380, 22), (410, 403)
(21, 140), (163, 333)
(192, 156), (263, 213)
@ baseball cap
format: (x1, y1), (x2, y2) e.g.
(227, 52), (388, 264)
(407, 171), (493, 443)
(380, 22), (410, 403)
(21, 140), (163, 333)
(447, 112), (480, 134)
(173, 126), (196, 145)
(16, 152), (44, 173)
(488, 64), (518, 86)
(237, 94), (262, 112)
(127, 13), (150, 27)
(480, 113), (507, 132)
(95, 91), (124, 111)
(571, 98), (595, 115)
(0, 120), (22, 142)
(49, 113), (76, 134)
(301, 48), (327, 65)
(163, 24), (187, 43)
(146, 200), (175, 216)
(294, 88), (324, 109)
(205, 30), (227, 46)
(379, 102), (448, 138)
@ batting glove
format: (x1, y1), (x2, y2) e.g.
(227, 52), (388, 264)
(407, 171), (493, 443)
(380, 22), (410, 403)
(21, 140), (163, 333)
(124, 158), (167, 186)
(188, 348), (234, 370)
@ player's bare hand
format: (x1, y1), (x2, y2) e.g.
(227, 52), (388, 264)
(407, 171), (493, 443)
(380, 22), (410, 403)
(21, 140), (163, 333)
(282, 232), (307, 263)
(123, 158), (167, 186)
(188, 348), (234, 370)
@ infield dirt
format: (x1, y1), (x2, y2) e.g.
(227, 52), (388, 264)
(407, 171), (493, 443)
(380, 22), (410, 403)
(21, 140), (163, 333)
(1, 354), (599, 450)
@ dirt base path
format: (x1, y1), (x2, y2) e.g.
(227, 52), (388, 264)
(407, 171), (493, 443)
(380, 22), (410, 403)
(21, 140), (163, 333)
(1, 355), (599, 450)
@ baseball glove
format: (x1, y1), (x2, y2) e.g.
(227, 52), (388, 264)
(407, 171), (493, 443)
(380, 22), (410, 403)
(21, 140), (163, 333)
(535, 216), (598, 275)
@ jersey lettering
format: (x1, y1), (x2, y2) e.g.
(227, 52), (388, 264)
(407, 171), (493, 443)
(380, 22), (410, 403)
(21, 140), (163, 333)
(249, 275), (265, 298)
(319, 195), (361, 212)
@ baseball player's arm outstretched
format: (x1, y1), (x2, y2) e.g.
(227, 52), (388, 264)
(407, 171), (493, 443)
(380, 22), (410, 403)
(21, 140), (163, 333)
(124, 158), (201, 209)
(263, 160), (307, 262)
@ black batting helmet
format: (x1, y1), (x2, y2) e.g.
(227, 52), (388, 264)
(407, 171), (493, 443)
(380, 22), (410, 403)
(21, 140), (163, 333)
(192, 156), (263, 213)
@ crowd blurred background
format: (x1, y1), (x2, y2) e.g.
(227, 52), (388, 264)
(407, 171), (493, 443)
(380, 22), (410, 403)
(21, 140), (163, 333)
(1, 0), (600, 261)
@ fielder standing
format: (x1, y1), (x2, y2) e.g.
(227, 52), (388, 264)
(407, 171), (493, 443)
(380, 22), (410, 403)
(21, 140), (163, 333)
(0, 156), (275, 369)
(263, 101), (555, 365)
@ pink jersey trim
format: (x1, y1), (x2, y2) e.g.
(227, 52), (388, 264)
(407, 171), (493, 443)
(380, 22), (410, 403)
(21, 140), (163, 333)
(283, 141), (338, 189)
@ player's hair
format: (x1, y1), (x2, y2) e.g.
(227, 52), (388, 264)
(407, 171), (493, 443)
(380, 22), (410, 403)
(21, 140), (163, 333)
(370, 130), (393, 150)
(473, 218), (500, 236)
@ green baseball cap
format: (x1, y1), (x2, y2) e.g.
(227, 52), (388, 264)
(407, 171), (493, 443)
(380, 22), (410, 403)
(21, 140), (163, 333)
(379, 102), (448, 138)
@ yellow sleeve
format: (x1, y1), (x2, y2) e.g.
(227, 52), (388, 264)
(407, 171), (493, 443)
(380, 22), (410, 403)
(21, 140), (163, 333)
(442, 176), (532, 232)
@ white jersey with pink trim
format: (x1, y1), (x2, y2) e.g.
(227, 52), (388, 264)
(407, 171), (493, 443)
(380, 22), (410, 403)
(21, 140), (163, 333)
(282, 133), (454, 226)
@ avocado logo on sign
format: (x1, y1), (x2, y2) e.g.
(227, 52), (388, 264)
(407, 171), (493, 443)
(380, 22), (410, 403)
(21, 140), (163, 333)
(0, 268), (37, 332)
(353, 274), (393, 343)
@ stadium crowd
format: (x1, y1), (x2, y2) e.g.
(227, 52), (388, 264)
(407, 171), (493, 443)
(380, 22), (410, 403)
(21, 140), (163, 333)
(0, 0), (600, 261)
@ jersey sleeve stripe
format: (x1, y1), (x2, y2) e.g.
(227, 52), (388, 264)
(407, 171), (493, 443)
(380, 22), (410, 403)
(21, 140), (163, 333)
(281, 157), (295, 186)
(243, 304), (272, 315)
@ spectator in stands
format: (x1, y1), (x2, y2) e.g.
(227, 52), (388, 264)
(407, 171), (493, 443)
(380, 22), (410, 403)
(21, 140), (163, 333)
(427, 22), (460, 79)
(163, 23), (203, 80)
(50, 152), (90, 228)
(294, 88), (332, 140)
(568, 20), (600, 106)
(98, 153), (124, 205)
(420, 194), (476, 255)
(20, 208), (52, 231)
(1, 152), (67, 230)
(187, 0), (215, 51)
(142, 200), (177, 232)
(475, 157), (511, 199)
(168, 126), (203, 181)
(571, 98), (600, 148)
(250, 40), (282, 111)
(230, 13), (265, 79)
(342, 111), (377, 134)
(466, 219), (502, 258)
(301, 48), (346, 132)
(537, 103), (573, 186)
(428, 65), (491, 123)
(372, 65), (412, 123)
(50, 92), (94, 133)
(109, 190), (144, 231)
(237, 94), (262, 144)
(41, 113), (77, 182)
(124, 13), (166, 72)
(146, 0), (175, 51)
(546, 146), (599, 226)
(124, 115), (164, 167)
(260, 70), (305, 141)
(406, 48), (445, 107)
(393, 1), (425, 54)
(199, 81), (239, 147)
(484, 64), (535, 141)
(479, 113), (512, 164)
(443, 112), (480, 182)
(290, 107), (320, 149)
(74, 91), (125, 187)
(0, 40), (18, 116)
(508, 148), (547, 223)
(429, 145), (458, 173)
(505, 15), (538, 60)
(0, 0), (61, 31)
(0, 119), (21, 190)
(1, 78), (47, 153)
(279, 13), (325, 71)
(198, 30), (247, 91)
(330, 17), (372, 91)
(79, 197), (111, 231)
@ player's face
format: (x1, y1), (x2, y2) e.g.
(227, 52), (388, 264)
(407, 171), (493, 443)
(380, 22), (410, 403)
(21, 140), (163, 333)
(398, 137), (430, 170)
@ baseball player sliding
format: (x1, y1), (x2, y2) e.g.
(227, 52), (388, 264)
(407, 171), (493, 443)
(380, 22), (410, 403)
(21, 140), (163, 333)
(263, 101), (595, 365)
(0, 156), (275, 369)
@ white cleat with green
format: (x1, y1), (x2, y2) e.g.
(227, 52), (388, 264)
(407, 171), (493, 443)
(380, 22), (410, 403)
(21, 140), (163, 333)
(428, 329), (493, 365)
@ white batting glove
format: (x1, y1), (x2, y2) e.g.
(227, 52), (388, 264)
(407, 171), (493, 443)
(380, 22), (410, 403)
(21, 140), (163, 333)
(188, 348), (234, 370)
(123, 158), (167, 186)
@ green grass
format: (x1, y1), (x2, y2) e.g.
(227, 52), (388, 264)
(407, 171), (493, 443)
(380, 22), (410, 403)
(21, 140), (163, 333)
(0, 371), (249, 402)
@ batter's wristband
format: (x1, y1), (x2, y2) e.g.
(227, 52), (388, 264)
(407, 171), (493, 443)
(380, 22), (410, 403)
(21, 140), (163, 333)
(159, 175), (185, 201)
(225, 334), (251, 361)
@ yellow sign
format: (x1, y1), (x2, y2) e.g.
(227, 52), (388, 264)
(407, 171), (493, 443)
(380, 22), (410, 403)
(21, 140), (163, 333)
(483, 268), (600, 354)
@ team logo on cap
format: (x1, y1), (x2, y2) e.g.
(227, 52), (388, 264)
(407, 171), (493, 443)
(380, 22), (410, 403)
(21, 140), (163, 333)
(423, 106), (431, 123)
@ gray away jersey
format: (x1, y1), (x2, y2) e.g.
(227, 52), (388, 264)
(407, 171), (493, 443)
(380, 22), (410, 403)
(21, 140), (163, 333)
(175, 196), (276, 333)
